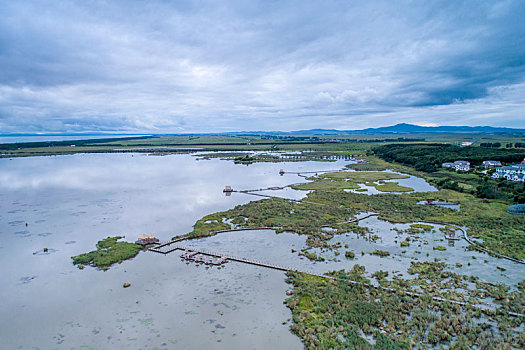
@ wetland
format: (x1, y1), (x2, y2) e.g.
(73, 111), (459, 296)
(1, 150), (523, 349)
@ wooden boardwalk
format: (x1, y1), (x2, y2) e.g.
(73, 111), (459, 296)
(148, 242), (523, 317)
(237, 191), (302, 201)
(422, 220), (525, 265)
(321, 212), (379, 228)
(349, 212), (378, 223)
(146, 171), (524, 317)
(150, 244), (295, 272)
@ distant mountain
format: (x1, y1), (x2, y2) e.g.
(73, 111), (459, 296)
(353, 123), (525, 134)
(3, 124), (524, 138)
(224, 123), (525, 135)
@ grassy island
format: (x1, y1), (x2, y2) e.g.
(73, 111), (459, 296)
(374, 181), (413, 192)
(71, 236), (141, 268)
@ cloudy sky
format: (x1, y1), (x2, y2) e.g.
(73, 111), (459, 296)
(0, 0), (524, 133)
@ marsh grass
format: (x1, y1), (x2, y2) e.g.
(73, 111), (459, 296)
(285, 263), (525, 349)
(374, 182), (413, 192)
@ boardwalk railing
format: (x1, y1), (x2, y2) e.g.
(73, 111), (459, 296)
(421, 220), (525, 265)
(148, 243), (523, 317)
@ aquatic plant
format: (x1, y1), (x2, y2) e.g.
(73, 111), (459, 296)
(285, 263), (525, 349)
(375, 182), (413, 192)
(370, 249), (390, 257)
(71, 236), (141, 268)
(345, 251), (355, 259)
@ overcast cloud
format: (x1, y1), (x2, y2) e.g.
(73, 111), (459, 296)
(0, 0), (524, 133)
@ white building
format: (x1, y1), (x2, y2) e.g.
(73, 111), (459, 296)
(492, 164), (525, 182)
(443, 160), (470, 172)
(482, 160), (502, 169)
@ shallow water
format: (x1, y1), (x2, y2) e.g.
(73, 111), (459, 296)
(1, 153), (351, 349)
(346, 170), (437, 195)
(416, 200), (461, 211)
(169, 215), (524, 288)
(386, 170), (438, 192)
(325, 216), (524, 286)
(0, 153), (521, 349)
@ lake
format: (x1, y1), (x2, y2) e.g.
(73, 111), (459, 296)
(1, 153), (521, 349)
(0, 153), (349, 349)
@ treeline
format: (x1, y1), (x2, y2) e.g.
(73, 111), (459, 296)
(434, 177), (525, 203)
(480, 142), (501, 148)
(0, 136), (153, 150)
(373, 143), (525, 202)
(476, 178), (525, 203)
(373, 143), (524, 172)
(347, 137), (425, 143)
(480, 142), (525, 148)
(265, 136), (425, 143)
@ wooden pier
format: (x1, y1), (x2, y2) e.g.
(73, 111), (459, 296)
(238, 191), (302, 202)
(148, 234), (524, 317)
(148, 241), (523, 317)
(150, 244), (294, 271)
(321, 212), (379, 228)
(349, 212), (378, 223)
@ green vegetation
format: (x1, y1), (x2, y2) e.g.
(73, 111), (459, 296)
(303, 252), (325, 262)
(345, 251), (355, 259)
(345, 156), (394, 171)
(373, 143), (525, 203)
(292, 171), (410, 192)
(234, 155), (257, 164)
(374, 143), (524, 172)
(181, 157), (524, 260)
(199, 151), (349, 164)
(285, 263), (525, 349)
(375, 182), (413, 192)
(180, 197), (366, 255)
(71, 236), (141, 268)
(10, 132), (524, 348)
(291, 179), (358, 191)
(321, 171), (408, 182)
(409, 223), (434, 231)
(370, 249), (390, 257)
(155, 136), (524, 347)
(0, 134), (380, 158)
(2, 132), (523, 165)
(306, 185), (525, 260)
(191, 213), (231, 235)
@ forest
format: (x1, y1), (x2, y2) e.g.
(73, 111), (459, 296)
(373, 143), (524, 172)
(373, 144), (525, 203)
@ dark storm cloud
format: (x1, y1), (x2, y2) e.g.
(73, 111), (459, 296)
(0, 0), (524, 133)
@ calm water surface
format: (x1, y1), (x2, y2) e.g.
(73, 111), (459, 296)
(0, 153), (352, 349)
(0, 153), (521, 349)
